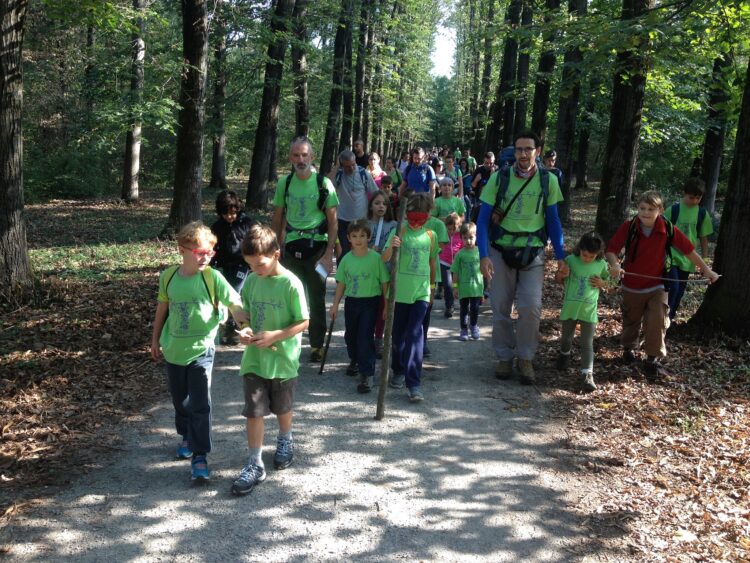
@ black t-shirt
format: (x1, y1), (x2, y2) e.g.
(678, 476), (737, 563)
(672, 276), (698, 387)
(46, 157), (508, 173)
(355, 153), (369, 168)
(473, 165), (496, 197)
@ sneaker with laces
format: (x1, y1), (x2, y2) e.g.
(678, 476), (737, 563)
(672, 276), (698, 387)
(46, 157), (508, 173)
(176, 439), (192, 460)
(346, 360), (359, 377)
(518, 359), (536, 385)
(274, 436), (294, 470)
(459, 329), (469, 342)
(231, 463), (266, 496)
(191, 455), (210, 482)
(408, 386), (424, 403)
(495, 360), (513, 380)
(444, 307), (454, 319)
(556, 352), (571, 371)
(357, 375), (373, 393)
(389, 373), (405, 389)
(470, 325), (480, 340)
(622, 348), (638, 364)
(310, 347), (323, 362)
(643, 358), (669, 381)
(581, 371), (596, 392)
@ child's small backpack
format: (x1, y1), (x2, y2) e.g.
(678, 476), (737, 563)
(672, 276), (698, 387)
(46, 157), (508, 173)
(163, 265), (227, 322)
(623, 216), (675, 283)
(668, 202), (707, 230)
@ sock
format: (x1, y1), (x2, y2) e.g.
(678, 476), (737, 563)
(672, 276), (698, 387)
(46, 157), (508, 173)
(248, 447), (263, 468)
(278, 430), (292, 442)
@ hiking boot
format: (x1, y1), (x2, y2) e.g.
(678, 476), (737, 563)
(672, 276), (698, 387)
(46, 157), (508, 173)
(643, 358), (669, 381)
(470, 325), (480, 340)
(176, 439), (192, 460)
(231, 463), (266, 496)
(309, 347), (323, 363)
(495, 360), (513, 380)
(375, 338), (384, 359)
(581, 371), (597, 392)
(556, 352), (571, 371)
(389, 373), (405, 389)
(357, 375), (373, 394)
(459, 329), (469, 342)
(191, 455), (210, 482)
(622, 348), (638, 365)
(518, 360), (536, 385)
(408, 386), (424, 403)
(274, 435), (294, 470)
(346, 360), (359, 377)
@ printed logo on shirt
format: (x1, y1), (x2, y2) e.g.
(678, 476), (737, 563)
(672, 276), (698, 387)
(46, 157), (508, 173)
(251, 300), (282, 330)
(346, 272), (371, 295)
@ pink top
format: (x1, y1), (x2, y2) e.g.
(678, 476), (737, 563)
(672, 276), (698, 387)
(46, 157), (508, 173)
(439, 231), (463, 266)
(369, 169), (387, 188)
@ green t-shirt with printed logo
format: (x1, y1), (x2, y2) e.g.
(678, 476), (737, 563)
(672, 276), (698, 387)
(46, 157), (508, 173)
(335, 249), (391, 298)
(432, 196), (466, 219)
(385, 226), (439, 304)
(663, 203), (713, 273)
(273, 172), (339, 244)
(425, 216), (449, 283)
(158, 266), (242, 366)
(560, 255), (609, 323)
(450, 247), (483, 299)
(479, 170), (563, 248)
(239, 269), (309, 380)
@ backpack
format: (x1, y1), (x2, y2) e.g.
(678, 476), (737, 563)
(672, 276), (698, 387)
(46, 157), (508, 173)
(623, 215), (675, 277)
(335, 166), (370, 191)
(498, 146), (516, 169)
(489, 167), (550, 245)
(163, 265), (227, 322)
(282, 171), (329, 236)
(668, 202), (707, 232)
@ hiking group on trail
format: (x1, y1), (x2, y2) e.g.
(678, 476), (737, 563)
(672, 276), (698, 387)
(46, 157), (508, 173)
(150, 132), (718, 496)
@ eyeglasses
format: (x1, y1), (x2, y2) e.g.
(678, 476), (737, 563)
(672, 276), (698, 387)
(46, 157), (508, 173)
(181, 246), (216, 259)
(514, 147), (536, 154)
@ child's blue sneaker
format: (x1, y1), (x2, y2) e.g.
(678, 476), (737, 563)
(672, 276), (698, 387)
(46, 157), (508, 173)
(191, 455), (210, 482)
(470, 325), (480, 340)
(459, 329), (469, 342)
(231, 463), (266, 496)
(389, 373), (405, 389)
(176, 439), (192, 460)
(408, 386), (424, 403)
(274, 436), (294, 470)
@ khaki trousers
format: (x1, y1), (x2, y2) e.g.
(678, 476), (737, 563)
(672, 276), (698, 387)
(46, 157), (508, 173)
(621, 289), (669, 358)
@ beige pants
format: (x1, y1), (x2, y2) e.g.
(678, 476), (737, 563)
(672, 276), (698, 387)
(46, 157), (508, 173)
(621, 289), (670, 358)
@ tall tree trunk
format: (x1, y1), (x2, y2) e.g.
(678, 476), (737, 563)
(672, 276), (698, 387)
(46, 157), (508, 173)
(553, 0), (586, 226)
(700, 53), (732, 215)
(84, 26), (96, 120)
(339, 7), (355, 151)
(246, 0), (295, 210)
(530, 0), (560, 145)
(595, 0), (655, 241)
(320, 0), (353, 175)
(467, 0), (480, 152)
(166, 0), (209, 234)
(575, 75), (598, 190)
(512, 0), (533, 135)
(291, 0), (310, 138)
(353, 0), (370, 142)
(487, 0), (522, 153)
(0, 0), (32, 294)
(361, 18), (375, 147)
(692, 56), (750, 336)
(121, 0), (146, 202)
(209, 0), (228, 191)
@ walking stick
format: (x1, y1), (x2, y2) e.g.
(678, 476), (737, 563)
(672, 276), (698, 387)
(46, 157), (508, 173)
(375, 201), (408, 420)
(318, 317), (335, 374)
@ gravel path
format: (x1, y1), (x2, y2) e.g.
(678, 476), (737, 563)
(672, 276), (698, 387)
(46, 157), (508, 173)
(4, 281), (600, 562)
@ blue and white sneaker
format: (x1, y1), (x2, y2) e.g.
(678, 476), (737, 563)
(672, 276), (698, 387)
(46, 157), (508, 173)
(191, 455), (210, 482)
(459, 329), (469, 342)
(274, 436), (294, 470)
(470, 325), (480, 340)
(389, 373), (405, 389)
(231, 463), (266, 496)
(408, 386), (424, 403)
(176, 439), (192, 460)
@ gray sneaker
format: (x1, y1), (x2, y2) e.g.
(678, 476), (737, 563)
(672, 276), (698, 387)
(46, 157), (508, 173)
(389, 373), (405, 389)
(582, 371), (596, 392)
(518, 359), (536, 385)
(408, 386), (424, 403)
(495, 360), (513, 380)
(274, 436), (294, 470)
(231, 463), (266, 496)
(357, 375), (373, 393)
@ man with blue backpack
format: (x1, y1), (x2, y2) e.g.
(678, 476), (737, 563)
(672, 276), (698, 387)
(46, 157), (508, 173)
(331, 149), (378, 258)
(477, 130), (568, 385)
(398, 146), (437, 198)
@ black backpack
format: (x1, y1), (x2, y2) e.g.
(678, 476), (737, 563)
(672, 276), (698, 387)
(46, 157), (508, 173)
(623, 215), (675, 275)
(282, 171), (329, 235)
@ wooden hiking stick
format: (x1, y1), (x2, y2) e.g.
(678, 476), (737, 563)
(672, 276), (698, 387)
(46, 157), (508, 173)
(318, 317), (335, 374)
(375, 201), (408, 420)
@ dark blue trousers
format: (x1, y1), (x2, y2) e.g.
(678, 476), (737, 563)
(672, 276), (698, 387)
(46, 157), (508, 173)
(344, 295), (380, 376)
(422, 302), (433, 348)
(460, 297), (481, 329)
(440, 263), (455, 310)
(392, 300), (430, 389)
(667, 267), (690, 321)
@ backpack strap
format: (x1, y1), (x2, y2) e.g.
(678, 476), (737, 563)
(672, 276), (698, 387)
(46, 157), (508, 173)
(164, 265), (218, 314)
(670, 202), (680, 225)
(283, 172), (329, 237)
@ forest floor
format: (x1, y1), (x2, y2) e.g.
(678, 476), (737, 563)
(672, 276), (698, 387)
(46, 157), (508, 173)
(0, 183), (748, 561)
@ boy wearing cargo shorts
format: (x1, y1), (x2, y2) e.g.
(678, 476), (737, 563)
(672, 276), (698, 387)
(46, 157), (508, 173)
(231, 224), (309, 496)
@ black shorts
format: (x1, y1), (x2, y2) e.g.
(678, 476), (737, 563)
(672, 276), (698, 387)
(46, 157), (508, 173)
(242, 373), (297, 418)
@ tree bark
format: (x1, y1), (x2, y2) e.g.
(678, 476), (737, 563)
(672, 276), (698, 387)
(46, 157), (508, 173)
(530, 0), (560, 145)
(291, 0), (309, 138)
(361, 14), (375, 147)
(353, 0), (370, 142)
(0, 0), (32, 295)
(553, 0), (586, 226)
(339, 6), (355, 152)
(594, 0), (655, 241)
(700, 54), (731, 215)
(121, 0), (145, 202)
(467, 0), (480, 152)
(512, 0), (533, 135)
(692, 56), (750, 336)
(574, 75), (598, 190)
(245, 0), (295, 210)
(84, 26), (96, 119)
(209, 0), (228, 191)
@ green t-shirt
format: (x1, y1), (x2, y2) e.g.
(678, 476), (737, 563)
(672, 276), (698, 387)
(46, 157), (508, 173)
(239, 269), (309, 380)
(385, 226), (439, 304)
(560, 255), (609, 323)
(335, 249), (391, 298)
(425, 216), (449, 283)
(389, 169), (402, 186)
(664, 203), (713, 273)
(453, 150), (462, 160)
(467, 156), (477, 171)
(158, 266), (241, 366)
(450, 247), (483, 298)
(479, 170), (563, 248)
(432, 196), (466, 219)
(446, 166), (462, 181)
(273, 173), (339, 244)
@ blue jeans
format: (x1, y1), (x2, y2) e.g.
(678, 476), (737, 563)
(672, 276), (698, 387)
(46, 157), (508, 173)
(392, 300), (430, 389)
(440, 263), (455, 311)
(166, 347), (215, 455)
(667, 267), (690, 321)
(344, 296), (380, 376)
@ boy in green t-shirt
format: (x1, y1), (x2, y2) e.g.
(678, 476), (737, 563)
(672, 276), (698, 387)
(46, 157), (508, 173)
(451, 222), (484, 341)
(150, 221), (248, 483)
(330, 220), (391, 393)
(663, 177), (714, 322)
(432, 177), (467, 220)
(231, 224), (310, 496)
(555, 232), (609, 392)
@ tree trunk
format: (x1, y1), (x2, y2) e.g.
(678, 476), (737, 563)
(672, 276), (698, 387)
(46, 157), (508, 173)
(320, 0), (353, 175)
(353, 0), (370, 142)
(339, 7), (355, 152)
(0, 0), (32, 295)
(84, 26), (96, 119)
(553, 0), (586, 226)
(290, 0), (309, 138)
(512, 0), (533, 135)
(530, 0), (560, 145)
(467, 0), (480, 152)
(700, 54), (732, 215)
(245, 0), (295, 210)
(209, 0), (228, 191)
(121, 0), (145, 202)
(487, 0), (521, 153)
(692, 57), (750, 336)
(574, 75), (598, 190)
(361, 15), (375, 147)
(594, 0), (655, 241)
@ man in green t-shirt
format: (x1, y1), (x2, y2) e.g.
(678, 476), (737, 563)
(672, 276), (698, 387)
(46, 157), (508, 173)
(271, 136), (339, 363)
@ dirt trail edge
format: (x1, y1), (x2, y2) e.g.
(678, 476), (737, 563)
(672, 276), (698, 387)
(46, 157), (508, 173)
(4, 281), (610, 562)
